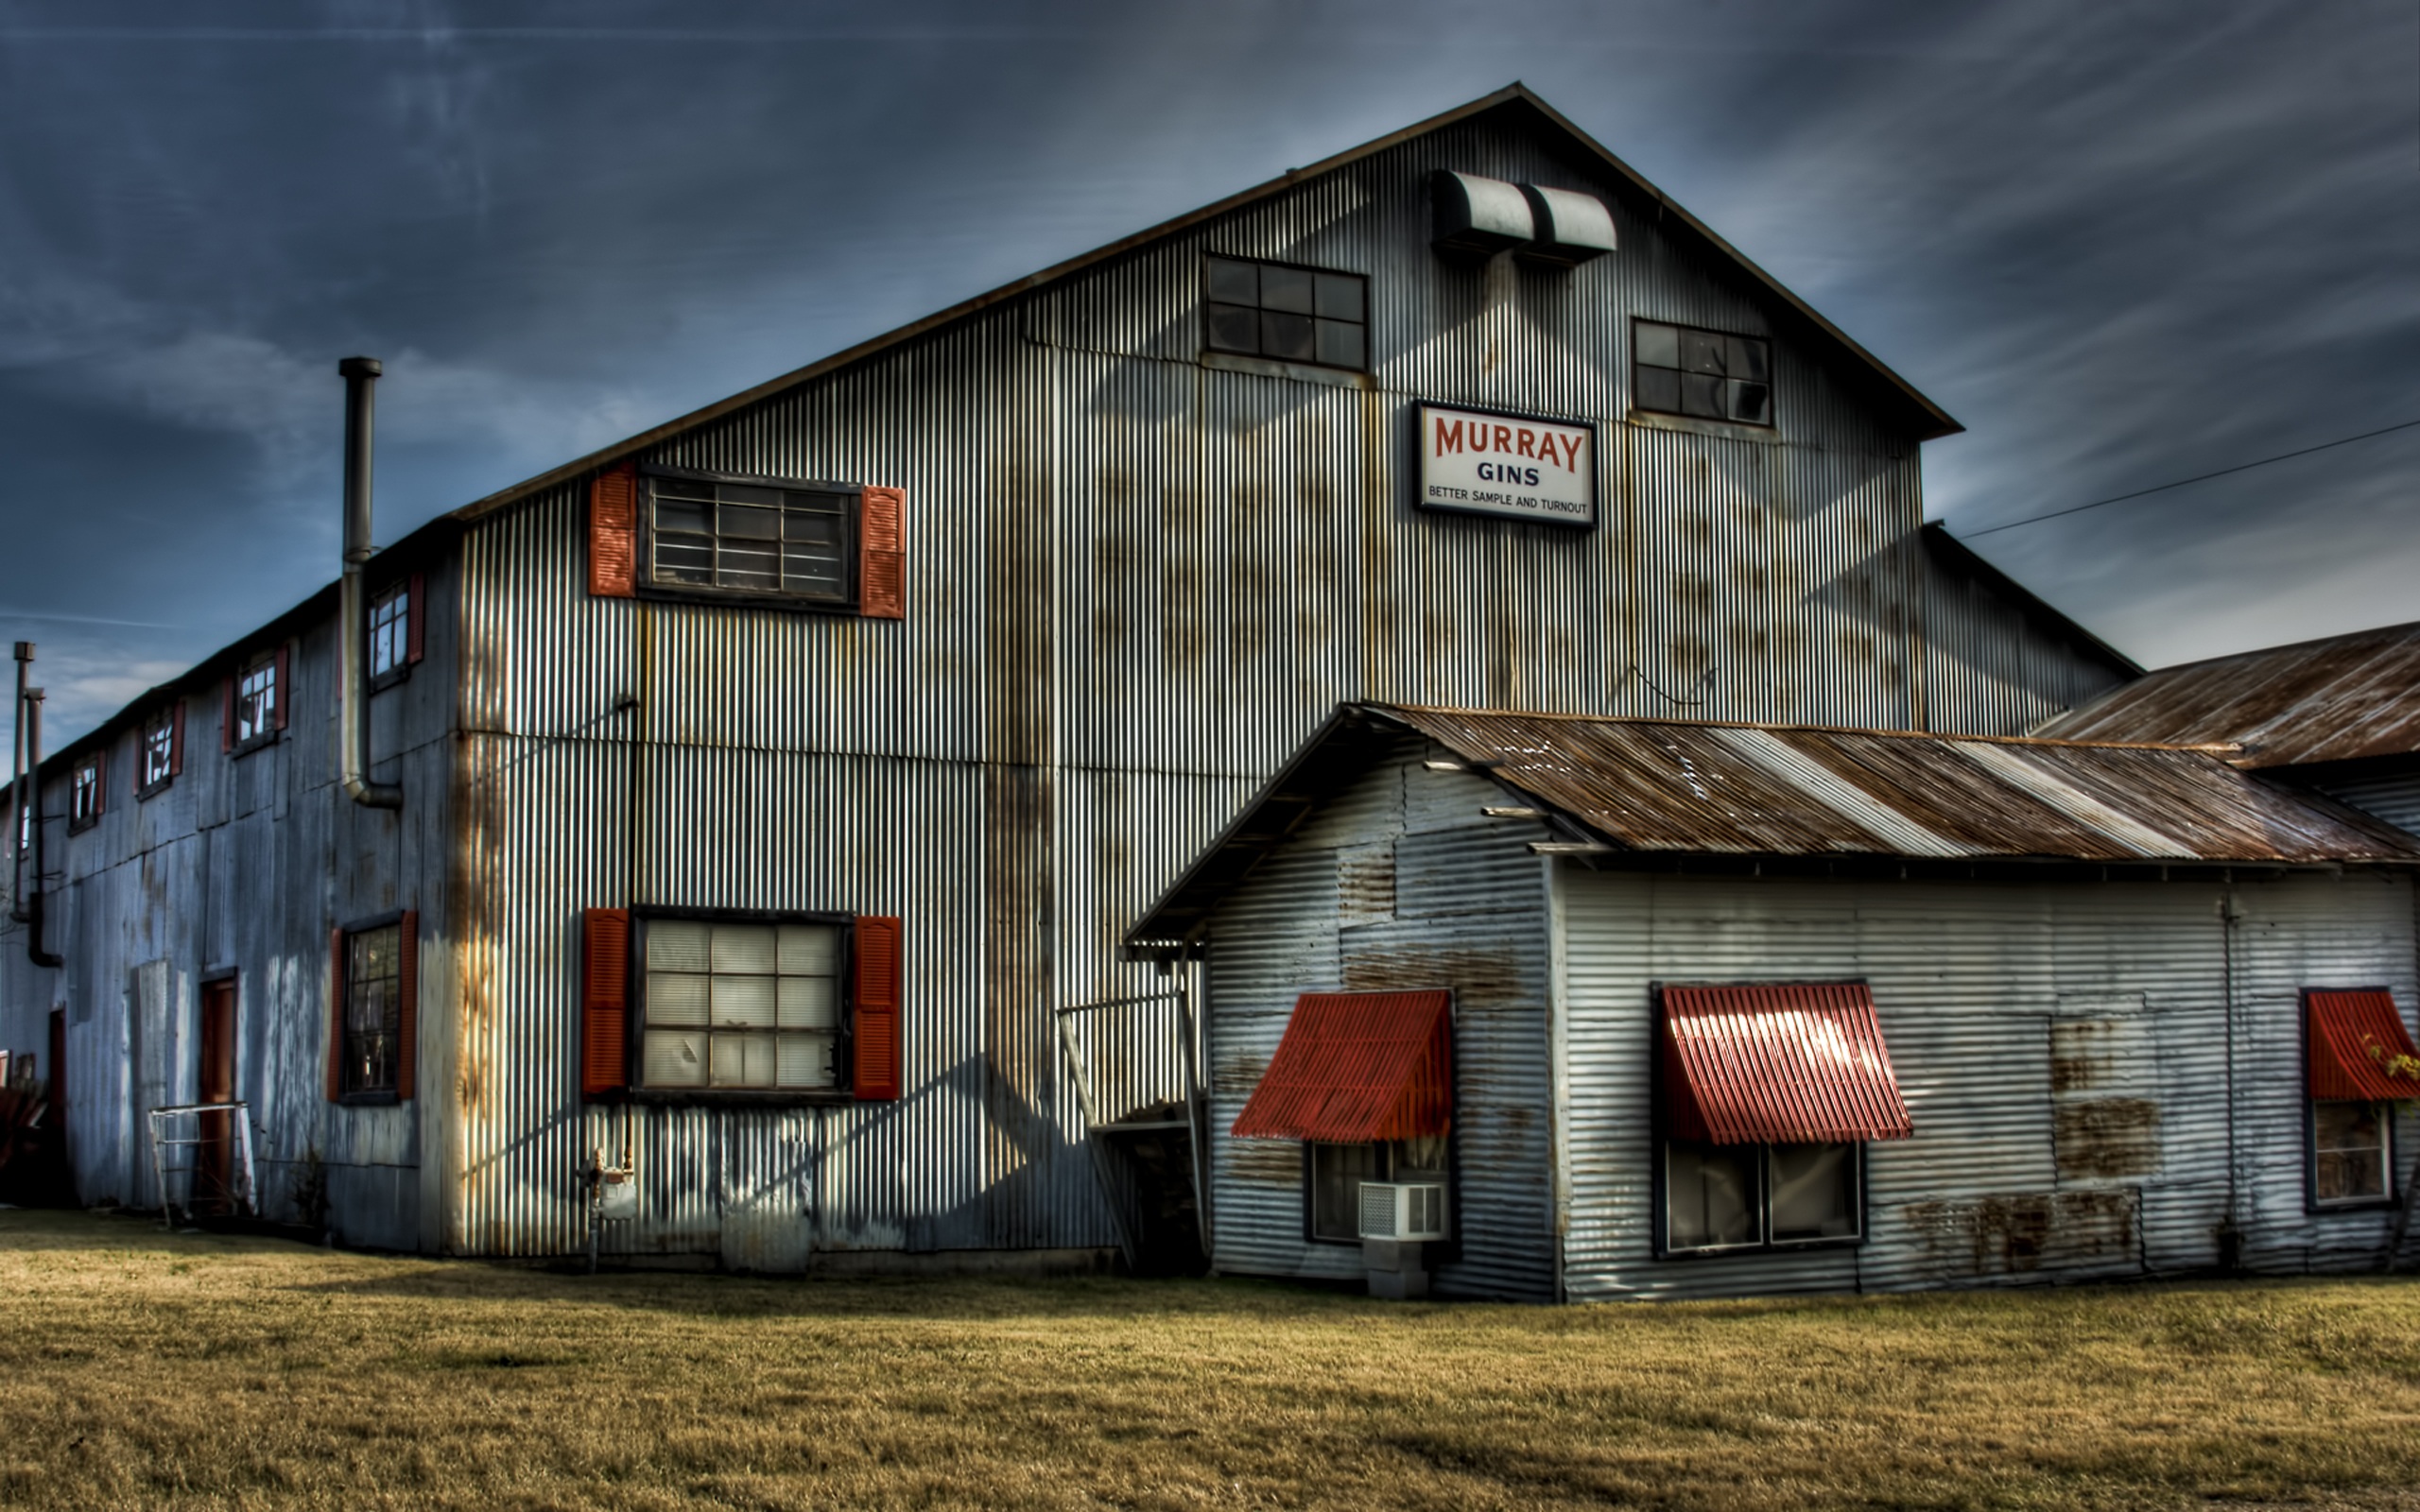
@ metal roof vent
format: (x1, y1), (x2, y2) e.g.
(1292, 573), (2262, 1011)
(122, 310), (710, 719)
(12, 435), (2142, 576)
(1517, 185), (1616, 266)
(1431, 171), (1533, 258)
(1431, 171), (1616, 266)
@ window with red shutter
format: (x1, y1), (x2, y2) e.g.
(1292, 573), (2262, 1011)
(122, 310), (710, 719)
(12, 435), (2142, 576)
(581, 909), (631, 1098)
(406, 572), (425, 665)
(853, 916), (903, 1101)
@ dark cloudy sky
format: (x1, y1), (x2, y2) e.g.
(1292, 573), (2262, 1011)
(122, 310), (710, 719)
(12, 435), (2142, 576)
(2, 0), (2414, 738)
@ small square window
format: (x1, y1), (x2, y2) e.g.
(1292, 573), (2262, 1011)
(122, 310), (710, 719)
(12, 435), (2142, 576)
(1201, 257), (1369, 372)
(369, 582), (410, 685)
(233, 656), (280, 752)
(139, 709), (178, 795)
(2314, 1100), (2391, 1206)
(1634, 318), (1773, 428)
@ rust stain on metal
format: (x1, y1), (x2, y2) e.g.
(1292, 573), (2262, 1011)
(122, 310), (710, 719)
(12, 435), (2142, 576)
(2054, 1098), (2160, 1180)
(1341, 943), (1523, 1011)
(1901, 1189), (2136, 1276)
(1337, 844), (1395, 923)
(2039, 620), (2420, 768)
(1227, 1141), (1302, 1188)
(2048, 1020), (2124, 1094)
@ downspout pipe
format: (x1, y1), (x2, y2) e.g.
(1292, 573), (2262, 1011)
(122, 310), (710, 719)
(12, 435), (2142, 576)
(337, 356), (402, 810)
(9, 642), (28, 924)
(24, 686), (61, 969)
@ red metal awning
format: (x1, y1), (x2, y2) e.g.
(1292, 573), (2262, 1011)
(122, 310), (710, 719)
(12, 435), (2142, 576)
(2307, 989), (2420, 1101)
(1661, 982), (1914, 1144)
(1230, 990), (1452, 1142)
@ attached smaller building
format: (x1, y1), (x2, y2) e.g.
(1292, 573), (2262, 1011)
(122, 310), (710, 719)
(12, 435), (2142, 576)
(1127, 704), (2420, 1301)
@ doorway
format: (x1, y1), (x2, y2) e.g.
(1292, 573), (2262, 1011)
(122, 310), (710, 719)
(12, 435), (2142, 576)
(197, 978), (236, 1214)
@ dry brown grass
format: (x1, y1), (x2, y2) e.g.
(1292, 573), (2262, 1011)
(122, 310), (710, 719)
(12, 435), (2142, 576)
(5, 1210), (2420, 1510)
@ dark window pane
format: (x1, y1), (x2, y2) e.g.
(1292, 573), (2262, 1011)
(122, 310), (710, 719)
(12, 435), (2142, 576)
(783, 490), (845, 519)
(784, 510), (843, 545)
(655, 500), (711, 535)
(1770, 1143), (1857, 1241)
(1206, 257), (1257, 306)
(1727, 380), (1772, 426)
(1206, 303), (1258, 352)
(1314, 318), (1365, 370)
(719, 483), (782, 508)
(1636, 366), (1682, 414)
(1313, 272), (1364, 321)
(720, 503), (781, 540)
(1682, 330), (1727, 374)
(1681, 371), (1725, 418)
(1667, 1143), (1757, 1249)
(1260, 311), (1315, 363)
(655, 541), (714, 584)
(1311, 1142), (1381, 1241)
(1634, 320), (1680, 369)
(1258, 266), (1314, 315)
(1726, 335), (1771, 382)
(653, 477), (714, 505)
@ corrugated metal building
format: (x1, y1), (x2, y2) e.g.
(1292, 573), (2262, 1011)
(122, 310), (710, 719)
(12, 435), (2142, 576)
(1129, 705), (2420, 1300)
(0, 85), (2141, 1267)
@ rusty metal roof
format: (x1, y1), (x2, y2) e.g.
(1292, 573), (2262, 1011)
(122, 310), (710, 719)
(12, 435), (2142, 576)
(2034, 620), (2420, 768)
(1229, 991), (1455, 1142)
(1661, 983), (1913, 1143)
(1126, 703), (2420, 950)
(2305, 989), (2420, 1102)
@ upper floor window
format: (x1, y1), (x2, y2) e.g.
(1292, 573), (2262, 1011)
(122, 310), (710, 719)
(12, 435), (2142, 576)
(369, 581), (410, 684)
(68, 753), (103, 833)
(638, 917), (847, 1094)
(647, 473), (854, 607)
(227, 648), (279, 754)
(1634, 318), (1772, 427)
(1204, 257), (1368, 371)
(138, 705), (182, 797)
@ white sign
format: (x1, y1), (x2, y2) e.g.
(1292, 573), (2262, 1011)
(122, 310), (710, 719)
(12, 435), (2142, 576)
(1416, 404), (1596, 528)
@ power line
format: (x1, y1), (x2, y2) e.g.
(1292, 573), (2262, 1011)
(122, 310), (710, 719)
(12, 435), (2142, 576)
(1959, 417), (2420, 539)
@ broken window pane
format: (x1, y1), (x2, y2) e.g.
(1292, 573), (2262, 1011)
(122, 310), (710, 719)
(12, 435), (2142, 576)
(1666, 1142), (1757, 1249)
(1725, 335), (1770, 382)
(1727, 380), (1772, 425)
(1770, 1143), (1858, 1241)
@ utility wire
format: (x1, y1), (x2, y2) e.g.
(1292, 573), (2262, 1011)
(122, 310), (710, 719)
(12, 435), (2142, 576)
(1959, 417), (2420, 539)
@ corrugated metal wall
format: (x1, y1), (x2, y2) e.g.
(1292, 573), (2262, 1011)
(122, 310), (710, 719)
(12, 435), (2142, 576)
(2315, 764), (2420, 838)
(1557, 864), (2419, 1300)
(0, 562), (462, 1250)
(1194, 737), (1559, 1300)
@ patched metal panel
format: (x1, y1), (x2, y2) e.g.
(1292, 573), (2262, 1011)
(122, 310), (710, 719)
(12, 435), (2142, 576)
(1557, 867), (2418, 1301)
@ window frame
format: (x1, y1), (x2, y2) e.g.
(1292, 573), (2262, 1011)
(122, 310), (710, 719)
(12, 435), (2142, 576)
(2308, 1098), (2396, 1212)
(368, 579), (412, 691)
(1631, 317), (1775, 429)
(1202, 255), (1371, 373)
(625, 906), (860, 1106)
(635, 465), (862, 614)
(337, 910), (406, 1106)
(137, 708), (177, 799)
(1300, 1137), (1458, 1247)
(1653, 1139), (1868, 1260)
(231, 654), (280, 756)
(67, 751), (103, 833)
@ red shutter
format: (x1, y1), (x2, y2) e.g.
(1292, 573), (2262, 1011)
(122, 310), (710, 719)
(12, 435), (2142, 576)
(859, 486), (905, 620)
(221, 678), (235, 753)
(326, 928), (346, 1102)
(168, 700), (185, 778)
(853, 915), (903, 1101)
(406, 573), (426, 664)
(589, 465), (638, 598)
(272, 644), (291, 731)
(396, 909), (419, 1102)
(581, 909), (631, 1098)
(93, 748), (106, 816)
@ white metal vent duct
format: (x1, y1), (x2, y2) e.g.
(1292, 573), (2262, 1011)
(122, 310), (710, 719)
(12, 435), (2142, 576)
(1430, 172), (1616, 266)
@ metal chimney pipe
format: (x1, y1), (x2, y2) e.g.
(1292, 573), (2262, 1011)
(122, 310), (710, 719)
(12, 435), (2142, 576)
(23, 685), (60, 968)
(9, 642), (29, 924)
(337, 356), (402, 810)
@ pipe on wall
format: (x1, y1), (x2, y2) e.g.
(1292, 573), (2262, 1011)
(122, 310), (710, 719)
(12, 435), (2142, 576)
(23, 685), (60, 969)
(338, 356), (402, 811)
(9, 642), (27, 925)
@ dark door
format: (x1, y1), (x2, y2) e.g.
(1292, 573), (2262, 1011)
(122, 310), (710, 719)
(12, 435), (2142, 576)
(197, 980), (236, 1213)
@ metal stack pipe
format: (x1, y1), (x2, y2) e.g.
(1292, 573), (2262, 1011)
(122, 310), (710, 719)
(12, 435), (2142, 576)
(9, 642), (29, 924)
(337, 356), (402, 810)
(21, 679), (60, 968)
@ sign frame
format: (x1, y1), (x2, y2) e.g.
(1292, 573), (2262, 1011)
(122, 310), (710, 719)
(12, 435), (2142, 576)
(1412, 400), (1599, 530)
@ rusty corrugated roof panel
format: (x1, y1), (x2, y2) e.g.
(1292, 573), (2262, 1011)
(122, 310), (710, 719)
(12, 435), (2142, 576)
(1662, 983), (1913, 1143)
(2305, 989), (2420, 1102)
(1382, 704), (2420, 865)
(2036, 620), (2420, 768)
(1230, 991), (1454, 1142)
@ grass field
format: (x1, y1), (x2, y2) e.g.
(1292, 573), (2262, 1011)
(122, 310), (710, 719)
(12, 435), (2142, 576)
(6, 1211), (2420, 1510)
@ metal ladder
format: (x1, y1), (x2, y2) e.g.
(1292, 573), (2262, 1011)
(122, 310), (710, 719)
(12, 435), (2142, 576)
(146, 1101), (258, 1227)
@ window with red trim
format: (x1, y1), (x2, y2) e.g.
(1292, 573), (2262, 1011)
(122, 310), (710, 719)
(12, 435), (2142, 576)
(621, 914), (873, 1098)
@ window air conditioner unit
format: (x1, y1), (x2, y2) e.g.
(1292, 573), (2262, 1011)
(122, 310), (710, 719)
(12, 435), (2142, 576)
(1359, 1181), (1449, 1242)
